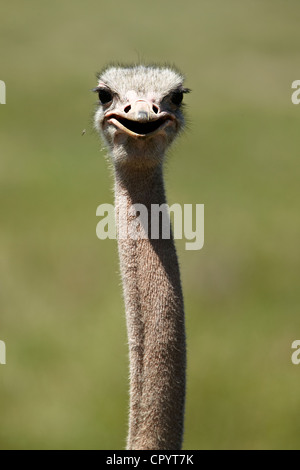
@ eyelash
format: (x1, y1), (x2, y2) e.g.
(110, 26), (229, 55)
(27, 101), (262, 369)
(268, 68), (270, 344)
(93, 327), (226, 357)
(93, 87), (113, 105)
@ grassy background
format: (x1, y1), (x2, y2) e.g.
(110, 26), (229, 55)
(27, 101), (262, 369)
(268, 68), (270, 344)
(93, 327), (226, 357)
(1, 0), (300, 449)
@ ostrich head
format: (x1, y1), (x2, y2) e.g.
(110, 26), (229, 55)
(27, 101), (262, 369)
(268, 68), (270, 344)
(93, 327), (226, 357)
(94, 65), (190, 169)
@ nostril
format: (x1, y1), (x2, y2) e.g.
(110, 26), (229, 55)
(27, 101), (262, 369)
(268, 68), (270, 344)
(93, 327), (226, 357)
(124, 105), (131, 113)
(152, 104), (159, 114)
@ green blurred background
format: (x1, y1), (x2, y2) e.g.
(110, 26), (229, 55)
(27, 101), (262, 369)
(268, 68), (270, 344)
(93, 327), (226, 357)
(1, 0), (300, 450)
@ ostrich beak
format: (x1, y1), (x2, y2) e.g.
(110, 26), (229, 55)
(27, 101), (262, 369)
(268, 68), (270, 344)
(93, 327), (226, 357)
(104, 99), (177, 138)
(128, 100), (154, 122)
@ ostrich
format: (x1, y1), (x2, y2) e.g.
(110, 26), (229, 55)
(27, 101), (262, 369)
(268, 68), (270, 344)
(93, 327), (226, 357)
(93, 64), (190, 450)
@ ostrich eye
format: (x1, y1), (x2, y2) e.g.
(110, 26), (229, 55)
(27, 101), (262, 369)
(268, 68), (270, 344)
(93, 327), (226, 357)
(98, 88), (113, 105)
(171, 91), (183, 106)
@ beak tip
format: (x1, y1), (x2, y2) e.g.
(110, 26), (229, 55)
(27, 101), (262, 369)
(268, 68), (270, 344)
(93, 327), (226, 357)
(136, 110), (149, 122)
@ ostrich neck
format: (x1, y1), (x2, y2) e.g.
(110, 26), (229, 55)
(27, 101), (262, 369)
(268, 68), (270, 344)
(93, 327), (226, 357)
(114, 164), (186, 450)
